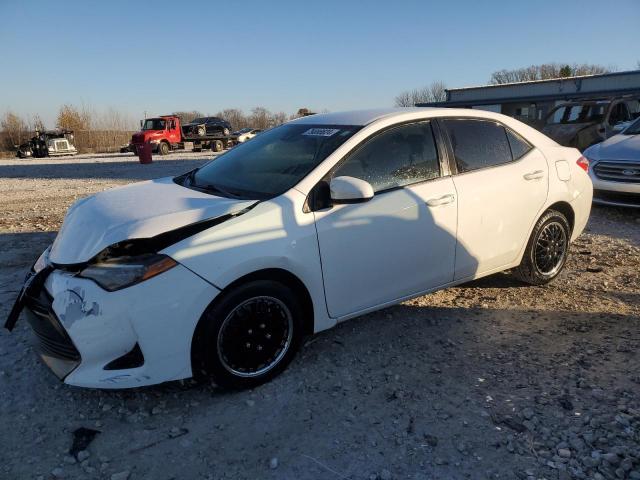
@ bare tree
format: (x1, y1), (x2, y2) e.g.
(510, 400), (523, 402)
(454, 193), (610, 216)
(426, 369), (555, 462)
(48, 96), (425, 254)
(248, 107), (272, 130)
(172, 110), (204, 123)
(1, 111), (29, 149)
(489, 63), (613, 84)
(31, 114), (46, 133)
(271, 111), (288, 126)
(394, 91), (413, 108)
(216, 109), (248, 130)
(394, 81), (448, 107)
(93, 108), (136, 131)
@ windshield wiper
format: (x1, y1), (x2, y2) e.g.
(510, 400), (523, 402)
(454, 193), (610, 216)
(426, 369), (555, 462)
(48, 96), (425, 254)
(195, 181), (239, 199)
(184, 169), (237, 198)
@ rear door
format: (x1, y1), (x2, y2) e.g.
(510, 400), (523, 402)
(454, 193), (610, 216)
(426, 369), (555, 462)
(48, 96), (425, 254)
(439, 118), (549, 279)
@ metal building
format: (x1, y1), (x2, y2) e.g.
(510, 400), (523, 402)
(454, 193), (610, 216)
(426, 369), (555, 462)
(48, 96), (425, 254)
(418, 70), (640, 127)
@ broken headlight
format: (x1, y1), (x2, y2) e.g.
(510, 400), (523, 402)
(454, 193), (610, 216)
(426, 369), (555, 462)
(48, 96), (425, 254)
(79, 253), (177, 292)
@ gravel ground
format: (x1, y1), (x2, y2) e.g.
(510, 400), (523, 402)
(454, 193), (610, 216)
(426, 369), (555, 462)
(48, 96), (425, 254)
(0, 152), (639, 480)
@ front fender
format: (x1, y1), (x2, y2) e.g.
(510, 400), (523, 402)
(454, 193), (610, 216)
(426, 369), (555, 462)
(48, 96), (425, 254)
(162, 191), (334, 333)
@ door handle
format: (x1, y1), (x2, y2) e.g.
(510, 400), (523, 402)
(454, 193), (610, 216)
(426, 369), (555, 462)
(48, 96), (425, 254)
(523, 170), (544, 180)
(426, 194), (455, 207)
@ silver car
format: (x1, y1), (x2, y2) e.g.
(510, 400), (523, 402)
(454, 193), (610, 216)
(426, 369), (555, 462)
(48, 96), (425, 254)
(584, 117), (640, 207)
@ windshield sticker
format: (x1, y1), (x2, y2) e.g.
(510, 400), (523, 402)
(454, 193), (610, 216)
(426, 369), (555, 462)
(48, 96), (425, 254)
(302, 128), (340, 137)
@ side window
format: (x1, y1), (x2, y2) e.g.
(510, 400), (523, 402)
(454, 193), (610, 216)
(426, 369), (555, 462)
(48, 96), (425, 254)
(333, 122), (440, 193)
(506, 128), (533, 160)
(609, 103), (630, 125)
(442, 119), (512, 173)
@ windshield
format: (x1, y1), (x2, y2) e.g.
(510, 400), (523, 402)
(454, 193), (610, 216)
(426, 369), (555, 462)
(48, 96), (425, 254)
(235, 128), (252, 134)
(623, 117), (640, 135)
(189, 117), (207, 124)
(142, 118), (166, 130)
(547, 104), (608, 125)
(185, 123), (361, 199)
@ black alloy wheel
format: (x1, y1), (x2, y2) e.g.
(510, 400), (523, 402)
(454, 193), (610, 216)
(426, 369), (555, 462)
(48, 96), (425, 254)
(514, 209), (571, 285)
(192, 280), (304, 388)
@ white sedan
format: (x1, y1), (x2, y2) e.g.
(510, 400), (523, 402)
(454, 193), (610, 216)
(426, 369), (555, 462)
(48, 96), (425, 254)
(6, 108), (593, 389)
(234, 128), (262, 143)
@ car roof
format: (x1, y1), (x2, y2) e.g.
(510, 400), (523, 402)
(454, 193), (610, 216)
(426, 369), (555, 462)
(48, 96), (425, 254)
(289, 107), (524, 126)
(291, 108), (432, 126)
(289, 107), (559, 147)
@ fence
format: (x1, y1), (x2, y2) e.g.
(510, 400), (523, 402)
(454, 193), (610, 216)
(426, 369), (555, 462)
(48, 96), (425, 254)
(73, 130), (134, 154)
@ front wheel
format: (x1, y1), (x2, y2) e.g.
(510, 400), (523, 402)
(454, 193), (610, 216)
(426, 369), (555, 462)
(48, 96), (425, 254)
(192, 280), (303, 389)
(158, 142), (170, 155)
(514, 210), (571, 285)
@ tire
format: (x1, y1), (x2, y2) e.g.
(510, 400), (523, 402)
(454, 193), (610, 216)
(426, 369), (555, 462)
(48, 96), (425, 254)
(222, 127), (230, 136)
(197, 126), (206, 136)
(158, 142), (170, 156)
(513, 209), (571, 285)
(131, 146), (137, 156)
(212, 140), (224, 152)
(192, 280), (304, 389)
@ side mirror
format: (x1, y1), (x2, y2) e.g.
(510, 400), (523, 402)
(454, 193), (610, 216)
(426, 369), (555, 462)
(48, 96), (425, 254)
(330, 176), (374, 204)
(140, 120), (143, 128)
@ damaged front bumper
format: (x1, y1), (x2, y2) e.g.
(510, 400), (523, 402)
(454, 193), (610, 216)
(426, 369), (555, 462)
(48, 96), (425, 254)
(24, 284), (82, 379)
(6, 248), (220, 389)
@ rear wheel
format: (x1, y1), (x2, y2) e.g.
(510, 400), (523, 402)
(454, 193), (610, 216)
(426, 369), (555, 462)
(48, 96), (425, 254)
(158, 142), (170, 155)
(212, 140), (224, 152)
(192, 280), (303, 389)
(514, 210), (571, 285)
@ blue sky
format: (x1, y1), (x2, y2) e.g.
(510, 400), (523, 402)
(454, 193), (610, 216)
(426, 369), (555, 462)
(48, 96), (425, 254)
(1, 0), (639, 127)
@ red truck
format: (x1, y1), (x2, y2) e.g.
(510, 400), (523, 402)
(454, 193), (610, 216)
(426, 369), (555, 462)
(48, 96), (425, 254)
(129, 115), (234, 155)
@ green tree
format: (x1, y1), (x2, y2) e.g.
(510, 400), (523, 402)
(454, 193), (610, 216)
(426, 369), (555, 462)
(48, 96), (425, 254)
(559, 65), (572, 77)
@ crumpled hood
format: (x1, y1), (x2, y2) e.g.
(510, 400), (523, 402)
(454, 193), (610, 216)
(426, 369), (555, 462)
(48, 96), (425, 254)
(50, 177), (256, 265)
(595, 133), (640, 160)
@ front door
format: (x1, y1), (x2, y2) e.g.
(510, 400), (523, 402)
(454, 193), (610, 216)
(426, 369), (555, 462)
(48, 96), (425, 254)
(313, 121), (458, 318)
(167, 119), (181, 144)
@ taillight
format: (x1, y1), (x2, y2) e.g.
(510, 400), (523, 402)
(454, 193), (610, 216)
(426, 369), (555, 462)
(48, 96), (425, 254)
(576, 156), (589, 173)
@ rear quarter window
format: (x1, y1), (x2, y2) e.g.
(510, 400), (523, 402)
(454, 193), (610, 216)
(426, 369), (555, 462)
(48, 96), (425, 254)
(506, 128), (533, 160)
